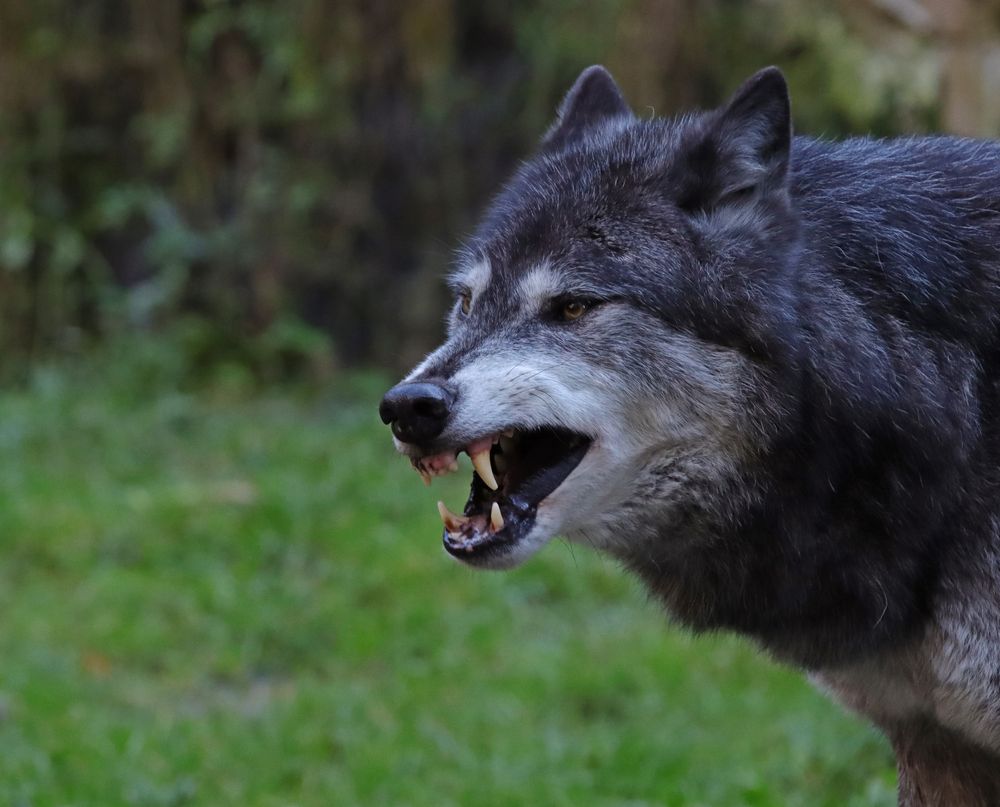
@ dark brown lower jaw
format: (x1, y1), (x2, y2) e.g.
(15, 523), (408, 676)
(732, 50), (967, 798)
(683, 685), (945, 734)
(442, 491), (535, 563)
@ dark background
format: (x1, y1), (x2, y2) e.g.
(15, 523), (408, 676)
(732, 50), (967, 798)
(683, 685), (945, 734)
(3, 0), (999, 382)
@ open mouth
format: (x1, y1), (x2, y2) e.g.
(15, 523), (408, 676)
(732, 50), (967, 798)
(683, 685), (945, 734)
(411, 427), (591, 563)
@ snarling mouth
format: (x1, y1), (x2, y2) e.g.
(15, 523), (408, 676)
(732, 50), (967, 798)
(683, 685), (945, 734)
(411, 427), (591, 563)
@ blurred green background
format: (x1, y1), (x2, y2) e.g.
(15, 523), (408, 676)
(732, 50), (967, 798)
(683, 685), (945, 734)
(2, 0), (998, 804)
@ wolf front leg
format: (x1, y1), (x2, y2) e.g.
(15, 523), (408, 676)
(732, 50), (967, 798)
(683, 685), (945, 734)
(891, 720), (1000, 807)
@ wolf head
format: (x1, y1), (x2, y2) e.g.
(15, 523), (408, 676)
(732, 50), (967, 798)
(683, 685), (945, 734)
(380, 66), (801, 570)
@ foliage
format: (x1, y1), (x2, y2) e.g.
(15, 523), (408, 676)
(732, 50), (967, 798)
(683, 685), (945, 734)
(0, 350), (897, 805)
(0, 1), (942, 378)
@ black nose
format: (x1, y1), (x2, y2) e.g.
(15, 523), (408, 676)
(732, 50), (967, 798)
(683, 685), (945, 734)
(379, 380), (455, 444)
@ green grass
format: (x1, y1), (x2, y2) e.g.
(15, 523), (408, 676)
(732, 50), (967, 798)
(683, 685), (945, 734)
(0, 349), (897, 806)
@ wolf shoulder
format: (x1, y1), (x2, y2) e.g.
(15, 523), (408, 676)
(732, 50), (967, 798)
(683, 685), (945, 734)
(788, 135), (1000, 333)
(791, 135), (1000, 242)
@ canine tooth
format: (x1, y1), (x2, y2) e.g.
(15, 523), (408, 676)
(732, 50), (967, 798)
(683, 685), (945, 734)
(448, 458), (459, 472)
(470, 448), (499, 490)
(412, 459), (431, 486)
(437, 500), (468, 532)
(490, 502), (504, 531)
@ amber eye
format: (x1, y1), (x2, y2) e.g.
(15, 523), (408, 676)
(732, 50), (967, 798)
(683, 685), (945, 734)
(459, 291), (472, 316)
(561, 300), (587, 321)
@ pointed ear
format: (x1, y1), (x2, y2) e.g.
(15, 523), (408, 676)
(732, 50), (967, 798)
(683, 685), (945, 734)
(543, 66), (634, 151)
(675, 67), (792, 214)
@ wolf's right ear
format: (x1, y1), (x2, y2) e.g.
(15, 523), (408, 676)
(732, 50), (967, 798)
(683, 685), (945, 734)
(543, 66), (634, 151)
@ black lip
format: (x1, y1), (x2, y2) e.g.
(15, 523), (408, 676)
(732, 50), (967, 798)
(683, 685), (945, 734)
(442, 428), (591, 562)
(442, 524), (521, 563)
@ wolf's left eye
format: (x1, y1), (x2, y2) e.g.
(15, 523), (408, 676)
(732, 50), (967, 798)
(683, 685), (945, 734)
(458, 291), (472, 316)
(558, 300), (588, 322)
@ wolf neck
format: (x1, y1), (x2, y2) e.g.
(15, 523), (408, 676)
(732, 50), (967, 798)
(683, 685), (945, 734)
(620, 252), (994, 672)
(619, 456), (942, 670)
(620, 334), (985, 671)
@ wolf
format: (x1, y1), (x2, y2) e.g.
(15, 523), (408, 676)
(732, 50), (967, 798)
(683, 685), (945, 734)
(378, 65), (1000, 805)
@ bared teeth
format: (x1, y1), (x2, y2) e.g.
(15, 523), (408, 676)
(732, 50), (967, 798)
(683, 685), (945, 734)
(470, 448), (498, 490)
(437, 500), (468, 533)
(490, 502), (504, 531)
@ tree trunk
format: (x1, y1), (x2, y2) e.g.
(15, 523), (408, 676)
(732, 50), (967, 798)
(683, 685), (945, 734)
(891, 720), (1000, 806)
